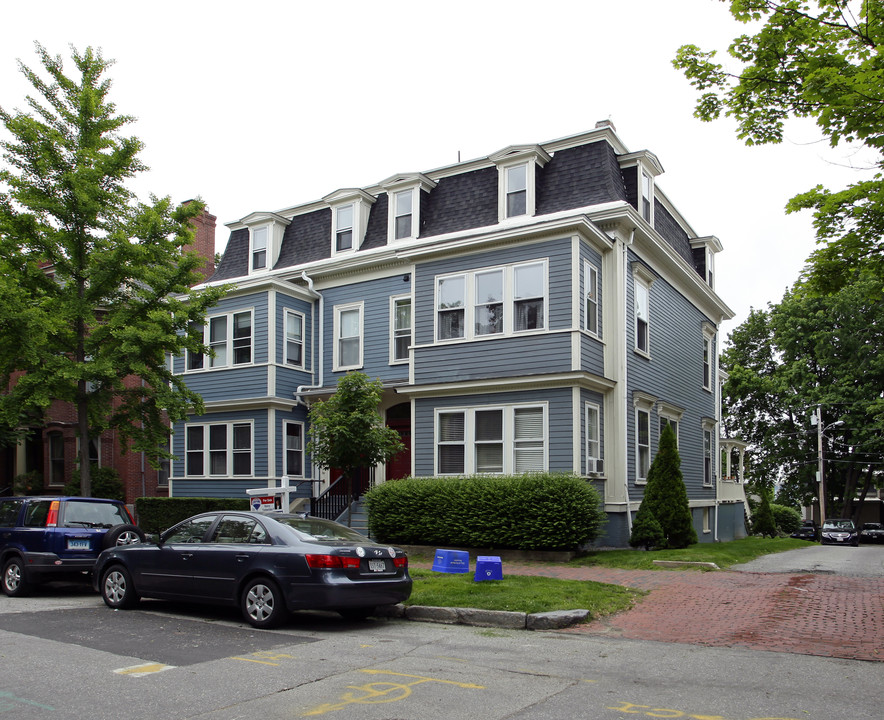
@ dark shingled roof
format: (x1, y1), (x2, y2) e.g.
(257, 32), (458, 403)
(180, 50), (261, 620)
(209, 227), (249, 281)
(537, 141), (627, 214)
(275, 208), (332, 270)
(421, 166), (498, 238)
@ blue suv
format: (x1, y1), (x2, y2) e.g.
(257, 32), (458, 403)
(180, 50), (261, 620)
(0, 496), (144, 596)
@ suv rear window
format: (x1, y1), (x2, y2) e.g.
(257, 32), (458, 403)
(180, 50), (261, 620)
(24, 501), (52, 527)
(62, 500), (130, 528)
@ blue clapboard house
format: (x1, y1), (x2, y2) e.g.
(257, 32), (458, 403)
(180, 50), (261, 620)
(170, 122), (747, 546)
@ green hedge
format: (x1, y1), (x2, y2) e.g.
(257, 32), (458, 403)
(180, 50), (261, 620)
(771, 503), (802, 535)
(364, 473), (606, 551)
(134, 497), (250, 536)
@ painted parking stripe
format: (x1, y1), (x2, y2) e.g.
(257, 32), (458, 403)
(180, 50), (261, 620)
(114, 662), (176, 677)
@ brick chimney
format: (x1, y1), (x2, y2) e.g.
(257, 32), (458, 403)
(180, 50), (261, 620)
(184, 200), (217, 283)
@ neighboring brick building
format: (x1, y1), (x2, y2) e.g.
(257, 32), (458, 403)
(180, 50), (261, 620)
(0, 206), (217, 505)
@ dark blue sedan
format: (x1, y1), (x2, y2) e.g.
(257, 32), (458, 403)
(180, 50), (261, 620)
(93, 511), (411, 628)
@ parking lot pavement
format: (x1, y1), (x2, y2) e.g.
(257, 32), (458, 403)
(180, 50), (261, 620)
(497, 563), (884, 662)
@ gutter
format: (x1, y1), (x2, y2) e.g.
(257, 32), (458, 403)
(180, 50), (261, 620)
(295, 271), (324, 406)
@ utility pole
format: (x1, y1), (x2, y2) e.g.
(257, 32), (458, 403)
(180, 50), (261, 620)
(816, 407), (826, 523)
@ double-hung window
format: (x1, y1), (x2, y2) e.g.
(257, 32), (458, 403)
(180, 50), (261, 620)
(636, 409), (650, 482)
(394, 190), (413, 240)
(584, 261), (600, 336)
(474, 270), (503, 336)
(641, 171), (653, 223)
(702, 324), (716, 391)
(632, 265), (654, 355)
(703, 428), (713, 486)
(391, 297), (412, 363)
(335, 204), (354, 252)
(251, 226), (268, 271)
(505, 164), (527, 218)
(186, 422), (252, 477)
(188, 311), (252, 370)
(585, 403), (601, 474)
(334, 303), (363, 370)
(437, 276), (466, 340)
(285, 422), (304, 476)
(436, 404), (546, 475)
(437, 261), (546, 342)
(514, 262), (544, 331)
(285, 311), (304, 367)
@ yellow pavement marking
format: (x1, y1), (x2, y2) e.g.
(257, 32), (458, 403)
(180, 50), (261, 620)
(114, 662), (176, 677)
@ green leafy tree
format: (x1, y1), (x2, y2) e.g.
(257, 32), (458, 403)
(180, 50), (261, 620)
(641, 424), (697, 549)
(674, 0), (884, 291)
(0, 44), (225, 494)
(752, 490), (778, 538)
(721, 276), (884, 520)
(307, 372), (405, 519)
(629, 500), (666, 551)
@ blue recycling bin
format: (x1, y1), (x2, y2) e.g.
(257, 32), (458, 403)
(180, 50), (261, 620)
(431, 549), (470, 574)
(474, 555), (503, 581)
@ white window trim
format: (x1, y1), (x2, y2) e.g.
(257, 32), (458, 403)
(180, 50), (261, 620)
(390, 295), (412, 365)
(434, 403), (548, 476)
(284, 309), (305, 369)
(186, 309), (254, 372)
(333, 302), (364, 371)
(640, 169), (654, 225)
(632, 262), (655, 358)
(702, 418), (717, 487)
(185, 421), (254, 478)
(657, 401), (684, 449)
(584, 260), (600, 337)
(324, 188), (377, 256)
(380, 173), (436, 244)
(702, 322), (716, 392)
(633, 392), (656, 485)
(283, 420), (305, 478)
(585, 402), (602, 475)
(435, 260), (548, 343)
(490, 145), (550, 223)
(250, 225), (269, 273)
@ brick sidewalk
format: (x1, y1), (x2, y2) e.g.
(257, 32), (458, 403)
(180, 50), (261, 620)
(499, 563), (884, 662)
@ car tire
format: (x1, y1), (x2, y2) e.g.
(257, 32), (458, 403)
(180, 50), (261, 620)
(103, 524), (146, 549)
(101, 565), (140, 609)
(338, 607), (375, 621)
(1, 557), (29, 597)
(241, 577), (287, 629)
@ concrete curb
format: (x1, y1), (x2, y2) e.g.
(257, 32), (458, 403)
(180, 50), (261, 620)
(374, 603), (589, 630)
(652, 560), (720, 570)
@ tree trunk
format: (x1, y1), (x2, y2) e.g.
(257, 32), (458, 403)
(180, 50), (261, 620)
(78, 387), (91, 497)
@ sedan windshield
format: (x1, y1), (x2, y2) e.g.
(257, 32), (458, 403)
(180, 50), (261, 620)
(274, 516), (367, 542)
(823, 520), (854, 530)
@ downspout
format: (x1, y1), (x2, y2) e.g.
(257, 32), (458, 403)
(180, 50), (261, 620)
(623, 228), (635, 537)
(295, 271), (324, 405)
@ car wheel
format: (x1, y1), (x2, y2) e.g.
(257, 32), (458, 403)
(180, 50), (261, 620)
(338, 607), (375, 621)
(241, 577), (287, 629)
(1, 557), (29, 597)
(103, 524), (146, 549)
(101, 565), (139, 609)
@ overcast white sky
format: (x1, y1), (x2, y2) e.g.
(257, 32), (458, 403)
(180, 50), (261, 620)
(3, 0), (873, 338)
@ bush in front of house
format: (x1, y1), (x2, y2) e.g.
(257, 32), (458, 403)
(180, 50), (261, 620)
(629, 501), (665, 551)
(770, 503), (802, 535)
(364, 473), (606, 551)
(63, 466), (125, 501)
(752, 491), (778, 538)
(134, 497), (250, 536)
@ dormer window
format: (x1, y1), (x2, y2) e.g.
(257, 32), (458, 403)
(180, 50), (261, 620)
(239, 212), (290, 276)
(336, 205), (354, 251)
(641, 171), (653, 223)
(394, 190), (412, 239)
(490, 145), (551, 223)
(251, 226), (268, 271)
(324, 188), (377, 255)
(381, 173), (435, 243)
(617, 150), (663, 228)
(505, 164), (527, 217)
(690, 236), (723, 289)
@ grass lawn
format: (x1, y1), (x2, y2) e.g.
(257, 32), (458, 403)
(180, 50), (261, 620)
(404, 537), (811, 620)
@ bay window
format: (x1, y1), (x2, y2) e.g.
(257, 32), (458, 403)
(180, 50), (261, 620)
(186, 422), (252, 477)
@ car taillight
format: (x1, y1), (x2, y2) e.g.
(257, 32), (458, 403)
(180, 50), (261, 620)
(305, 554), (361, 569)
(46, 500), (60, 527)
(393, 557), (408, 568)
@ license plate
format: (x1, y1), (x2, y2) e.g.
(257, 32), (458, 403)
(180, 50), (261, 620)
(67, 539), (90, 551)
(368, 559), (386, 572)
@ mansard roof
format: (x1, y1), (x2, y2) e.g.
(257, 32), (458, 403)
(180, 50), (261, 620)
(210, 126), (706, 283)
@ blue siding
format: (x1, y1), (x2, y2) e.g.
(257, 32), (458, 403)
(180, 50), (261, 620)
(626, 250), (718, 503)
(275, 293), (316, 400)
(322, 275), (413, 383)
(414, 333), (572, 384)
(180, 366), (268, 403)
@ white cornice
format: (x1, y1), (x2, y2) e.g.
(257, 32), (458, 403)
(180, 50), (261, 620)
(396, 371), (616, 398)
